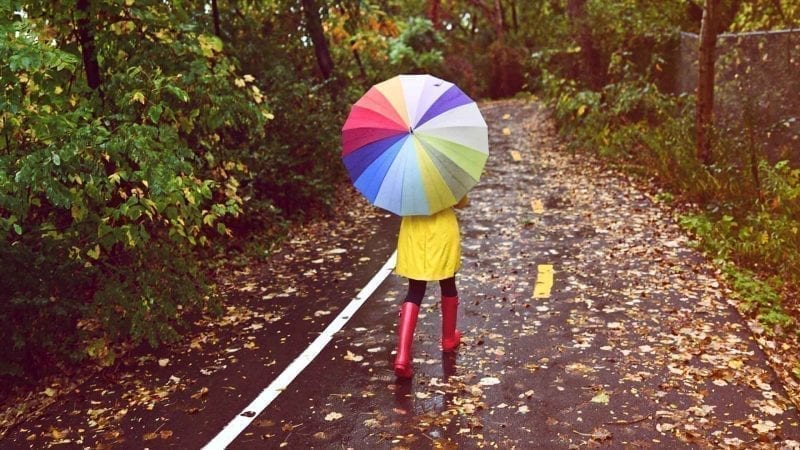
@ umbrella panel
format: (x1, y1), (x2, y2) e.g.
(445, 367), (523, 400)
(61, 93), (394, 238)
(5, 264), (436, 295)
(352, 135), (408, 203)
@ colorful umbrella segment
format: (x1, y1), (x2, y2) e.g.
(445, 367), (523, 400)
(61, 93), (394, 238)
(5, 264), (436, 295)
(341, 74), (489, 216)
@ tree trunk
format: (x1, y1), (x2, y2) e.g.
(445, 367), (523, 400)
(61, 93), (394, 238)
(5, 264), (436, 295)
(468, 0), (504, 41)
(76, 0), (101, 90)
(493, 0), (504, 41)
(567, 0), (605, 90)
(211, 0), (221, 37)
(301, 0), (334, 80)
(428, 0), (441, 30)
(510, 0), (518, 33)
(696, 0), (719, 165)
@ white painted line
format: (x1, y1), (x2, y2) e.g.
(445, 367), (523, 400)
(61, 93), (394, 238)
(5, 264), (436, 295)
(202, 250), (397, 450)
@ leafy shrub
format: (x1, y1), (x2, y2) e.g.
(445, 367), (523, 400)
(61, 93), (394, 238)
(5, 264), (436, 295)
(387, 17), (444, 74)
(0, 3), (265, 379)
(724, 266), (793, 332)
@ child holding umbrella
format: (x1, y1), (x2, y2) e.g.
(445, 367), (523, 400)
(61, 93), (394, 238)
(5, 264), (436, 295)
(339, 74), (488, 379)
(393, 195), (469, 379)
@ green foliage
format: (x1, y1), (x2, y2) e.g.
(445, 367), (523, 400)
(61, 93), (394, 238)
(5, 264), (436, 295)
(679, 197), (798, 334)
(0, 0), (265, 379)
(722, 265), (793, 332)
(248, 80), (345, 219)
(387, 17), (444, 73)
(731, 1), (800, 31)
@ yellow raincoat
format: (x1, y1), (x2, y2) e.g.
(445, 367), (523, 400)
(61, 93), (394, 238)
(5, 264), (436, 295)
(395, 196), (469, 281)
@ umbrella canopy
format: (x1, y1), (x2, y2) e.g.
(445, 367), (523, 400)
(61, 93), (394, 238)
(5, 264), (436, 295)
(341, 74), (489, 216)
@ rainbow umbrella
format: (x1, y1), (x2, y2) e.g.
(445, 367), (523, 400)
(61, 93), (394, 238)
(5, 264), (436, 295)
(341, 74), (489, 216)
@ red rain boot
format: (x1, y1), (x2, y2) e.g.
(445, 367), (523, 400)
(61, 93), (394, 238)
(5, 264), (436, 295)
(394, 302), (420, 378)
(441, 295), (461, 351)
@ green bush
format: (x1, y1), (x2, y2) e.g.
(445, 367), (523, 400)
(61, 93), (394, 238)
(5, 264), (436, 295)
(387, 17), (444, 74)
(0, 3), (265, 379)
(724, 266), (793, 331)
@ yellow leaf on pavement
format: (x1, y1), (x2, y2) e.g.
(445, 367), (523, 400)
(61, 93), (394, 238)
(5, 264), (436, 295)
(50, 428), (69, 440)
(324, 411), (343, 421)
(591, 391), (610, 405)
(343, 350), (363, 362)
(728, 359), (744, 369)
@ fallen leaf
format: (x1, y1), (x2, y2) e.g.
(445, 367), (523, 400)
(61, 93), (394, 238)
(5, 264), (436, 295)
(191, 387), (209, 400)
(657, 423), (675, 432)
(478, 377), (500, 386)
(759, 403), (784, 416)
(343, 350), (364, 362)
(752, 420), (777, 434)
(591, 391), (610, 405)
(591, 427), (612, 442)
(324, 412), (342, 421)
(143, 432), (158, 441)
(728, 359), (744, 369)
(50, 428), (69, 440)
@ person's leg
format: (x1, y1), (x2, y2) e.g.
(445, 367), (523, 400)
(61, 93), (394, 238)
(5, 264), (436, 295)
(404, 279), (427, 306)
(394, 279), (426, 378)
(439, 277), (457, 298)
(439, 277), (461, 351)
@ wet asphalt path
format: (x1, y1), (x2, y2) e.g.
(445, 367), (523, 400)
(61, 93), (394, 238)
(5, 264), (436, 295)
(4, 100), (800, 449)
(228, 100), (800, 449)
